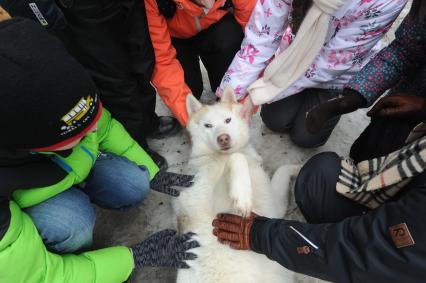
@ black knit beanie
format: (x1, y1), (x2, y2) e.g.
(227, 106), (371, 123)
(0, 18), (101, 150)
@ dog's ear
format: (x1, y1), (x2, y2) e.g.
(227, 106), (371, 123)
(220, 86), (238, 104)
(186, 94), (203, 117)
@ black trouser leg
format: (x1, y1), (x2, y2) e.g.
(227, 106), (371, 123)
(198, 13), (244, 92)
(349, 117), (420, 164)
(294, 152), (367, 224)
(171, 37), (204, 99)
(290, 89), (340, 148)
(261, 89), (340, 148)
(171, 13), (243, 98)
(56, 0), (158, 148)
(261, 93), (305, 132)
(295, 117), (420, 223)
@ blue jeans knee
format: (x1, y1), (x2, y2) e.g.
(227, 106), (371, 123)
(25, 188), (96, 253)
(83, 152), (150, 210)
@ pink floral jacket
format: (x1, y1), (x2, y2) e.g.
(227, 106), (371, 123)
(217, 0), (408, 102)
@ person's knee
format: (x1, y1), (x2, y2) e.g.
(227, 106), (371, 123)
(115, 165), (150, 208)
(52, 219), (94, 253)
(100, 165), (150, 209)
(86, 154), (150, 209)
(295, 152), (340, 210)
(261, 106), (293, 133)
(290, 130), (329, 148)
(25, 189), (95, 253)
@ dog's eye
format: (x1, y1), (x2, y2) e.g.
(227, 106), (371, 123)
(204, 123), (213, 128)
(225, 118), (231, 124)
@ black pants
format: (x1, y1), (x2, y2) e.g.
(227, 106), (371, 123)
(260, 88), (340, 148)
(171, 13), (244, 99)
(295, 117), (419, 224)
(56, 0), (158, 148)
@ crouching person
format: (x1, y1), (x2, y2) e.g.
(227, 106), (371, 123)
(213, 145), (426, 282)
(0, 14), (197, 283)
(212, 10), (426, 275)
(212, 116), (426, 282)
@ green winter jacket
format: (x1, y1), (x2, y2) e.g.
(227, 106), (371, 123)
(0, 108), (159, 283)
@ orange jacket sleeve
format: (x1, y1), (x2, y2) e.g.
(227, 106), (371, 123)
(145, 0), (192, 125)
(231, 0), (257, 28)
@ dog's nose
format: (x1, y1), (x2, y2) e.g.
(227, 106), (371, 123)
(217, 134), (231, 148)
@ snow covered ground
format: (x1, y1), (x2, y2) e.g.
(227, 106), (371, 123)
(93, 3), (412, 282)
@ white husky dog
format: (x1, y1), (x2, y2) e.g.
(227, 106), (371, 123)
(174, 87), (297, 283)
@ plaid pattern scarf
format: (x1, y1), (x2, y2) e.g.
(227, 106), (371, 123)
(336, 134), (426, 209)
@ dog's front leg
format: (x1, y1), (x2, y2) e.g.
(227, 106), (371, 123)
(228, 153), (253, 217)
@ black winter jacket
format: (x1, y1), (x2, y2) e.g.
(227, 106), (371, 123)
(250, 172), (426, 283)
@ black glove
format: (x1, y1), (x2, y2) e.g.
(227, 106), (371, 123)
(306, 89), (367, 134)
(150, 171), (194, 197)
(0, 0), (67, 30)
(131, 229), (199, 269)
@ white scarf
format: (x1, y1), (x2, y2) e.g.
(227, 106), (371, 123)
(248, 0), (347, 105)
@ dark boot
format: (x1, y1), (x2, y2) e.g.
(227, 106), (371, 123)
(148, 116), (181, 139)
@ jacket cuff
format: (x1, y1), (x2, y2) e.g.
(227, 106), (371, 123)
(344, 81), (378, 107)
(82, 246), (134, 283)
(249, 216), (270, 253)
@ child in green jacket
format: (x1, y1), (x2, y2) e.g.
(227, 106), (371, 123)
(0, 14), (197, 283)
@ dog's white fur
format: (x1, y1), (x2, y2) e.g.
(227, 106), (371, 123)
(174, 88), (297, 283)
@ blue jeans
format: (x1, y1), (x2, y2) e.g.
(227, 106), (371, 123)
(24, 153), (150, 254)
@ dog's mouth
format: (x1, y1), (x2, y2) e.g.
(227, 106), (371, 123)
(220, 146), (231, 151)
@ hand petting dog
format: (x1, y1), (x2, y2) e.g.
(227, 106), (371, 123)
(150, 171), (194, 197)
(212, 212), (258, 250)
(131, 229), (199, 269)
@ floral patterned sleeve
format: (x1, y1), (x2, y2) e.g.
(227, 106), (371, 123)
(345, 15), (426, 106)
(272, 0), (408, 103)
(216, 0), (292, 100)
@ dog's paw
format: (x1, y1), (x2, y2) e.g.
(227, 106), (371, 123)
(231, 194), (252, 217)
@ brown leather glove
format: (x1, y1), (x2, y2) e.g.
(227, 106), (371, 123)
(0, 6), (11, 21)
(212, 213), (258, 250)
(367, 93), (426, 120)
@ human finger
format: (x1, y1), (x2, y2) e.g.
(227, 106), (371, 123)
(216, 213), (243, 225)
(212, 219), (241, 233)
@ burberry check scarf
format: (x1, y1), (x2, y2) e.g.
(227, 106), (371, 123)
(336, 134), (426, 209)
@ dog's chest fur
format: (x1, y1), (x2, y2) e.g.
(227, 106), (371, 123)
(174, 146), (293, 283)
(177, 146), (272, 226)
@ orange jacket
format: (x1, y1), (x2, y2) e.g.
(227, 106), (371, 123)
(145, 0), (256, 125)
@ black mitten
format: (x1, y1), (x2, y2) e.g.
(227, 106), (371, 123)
(150, 171), (194, 197)
(131, 229), (199, 269)
(306, 89), (367, 134)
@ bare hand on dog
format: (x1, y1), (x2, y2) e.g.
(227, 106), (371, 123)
(240, 96), (256, 123)
(212, 212), (258, 250)
(367, 93), (426, 120)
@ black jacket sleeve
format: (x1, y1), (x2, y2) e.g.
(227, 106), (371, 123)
(0, 0), (67, 30)
(250, 173), (426, 283)
(56, 0), (158, 145)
